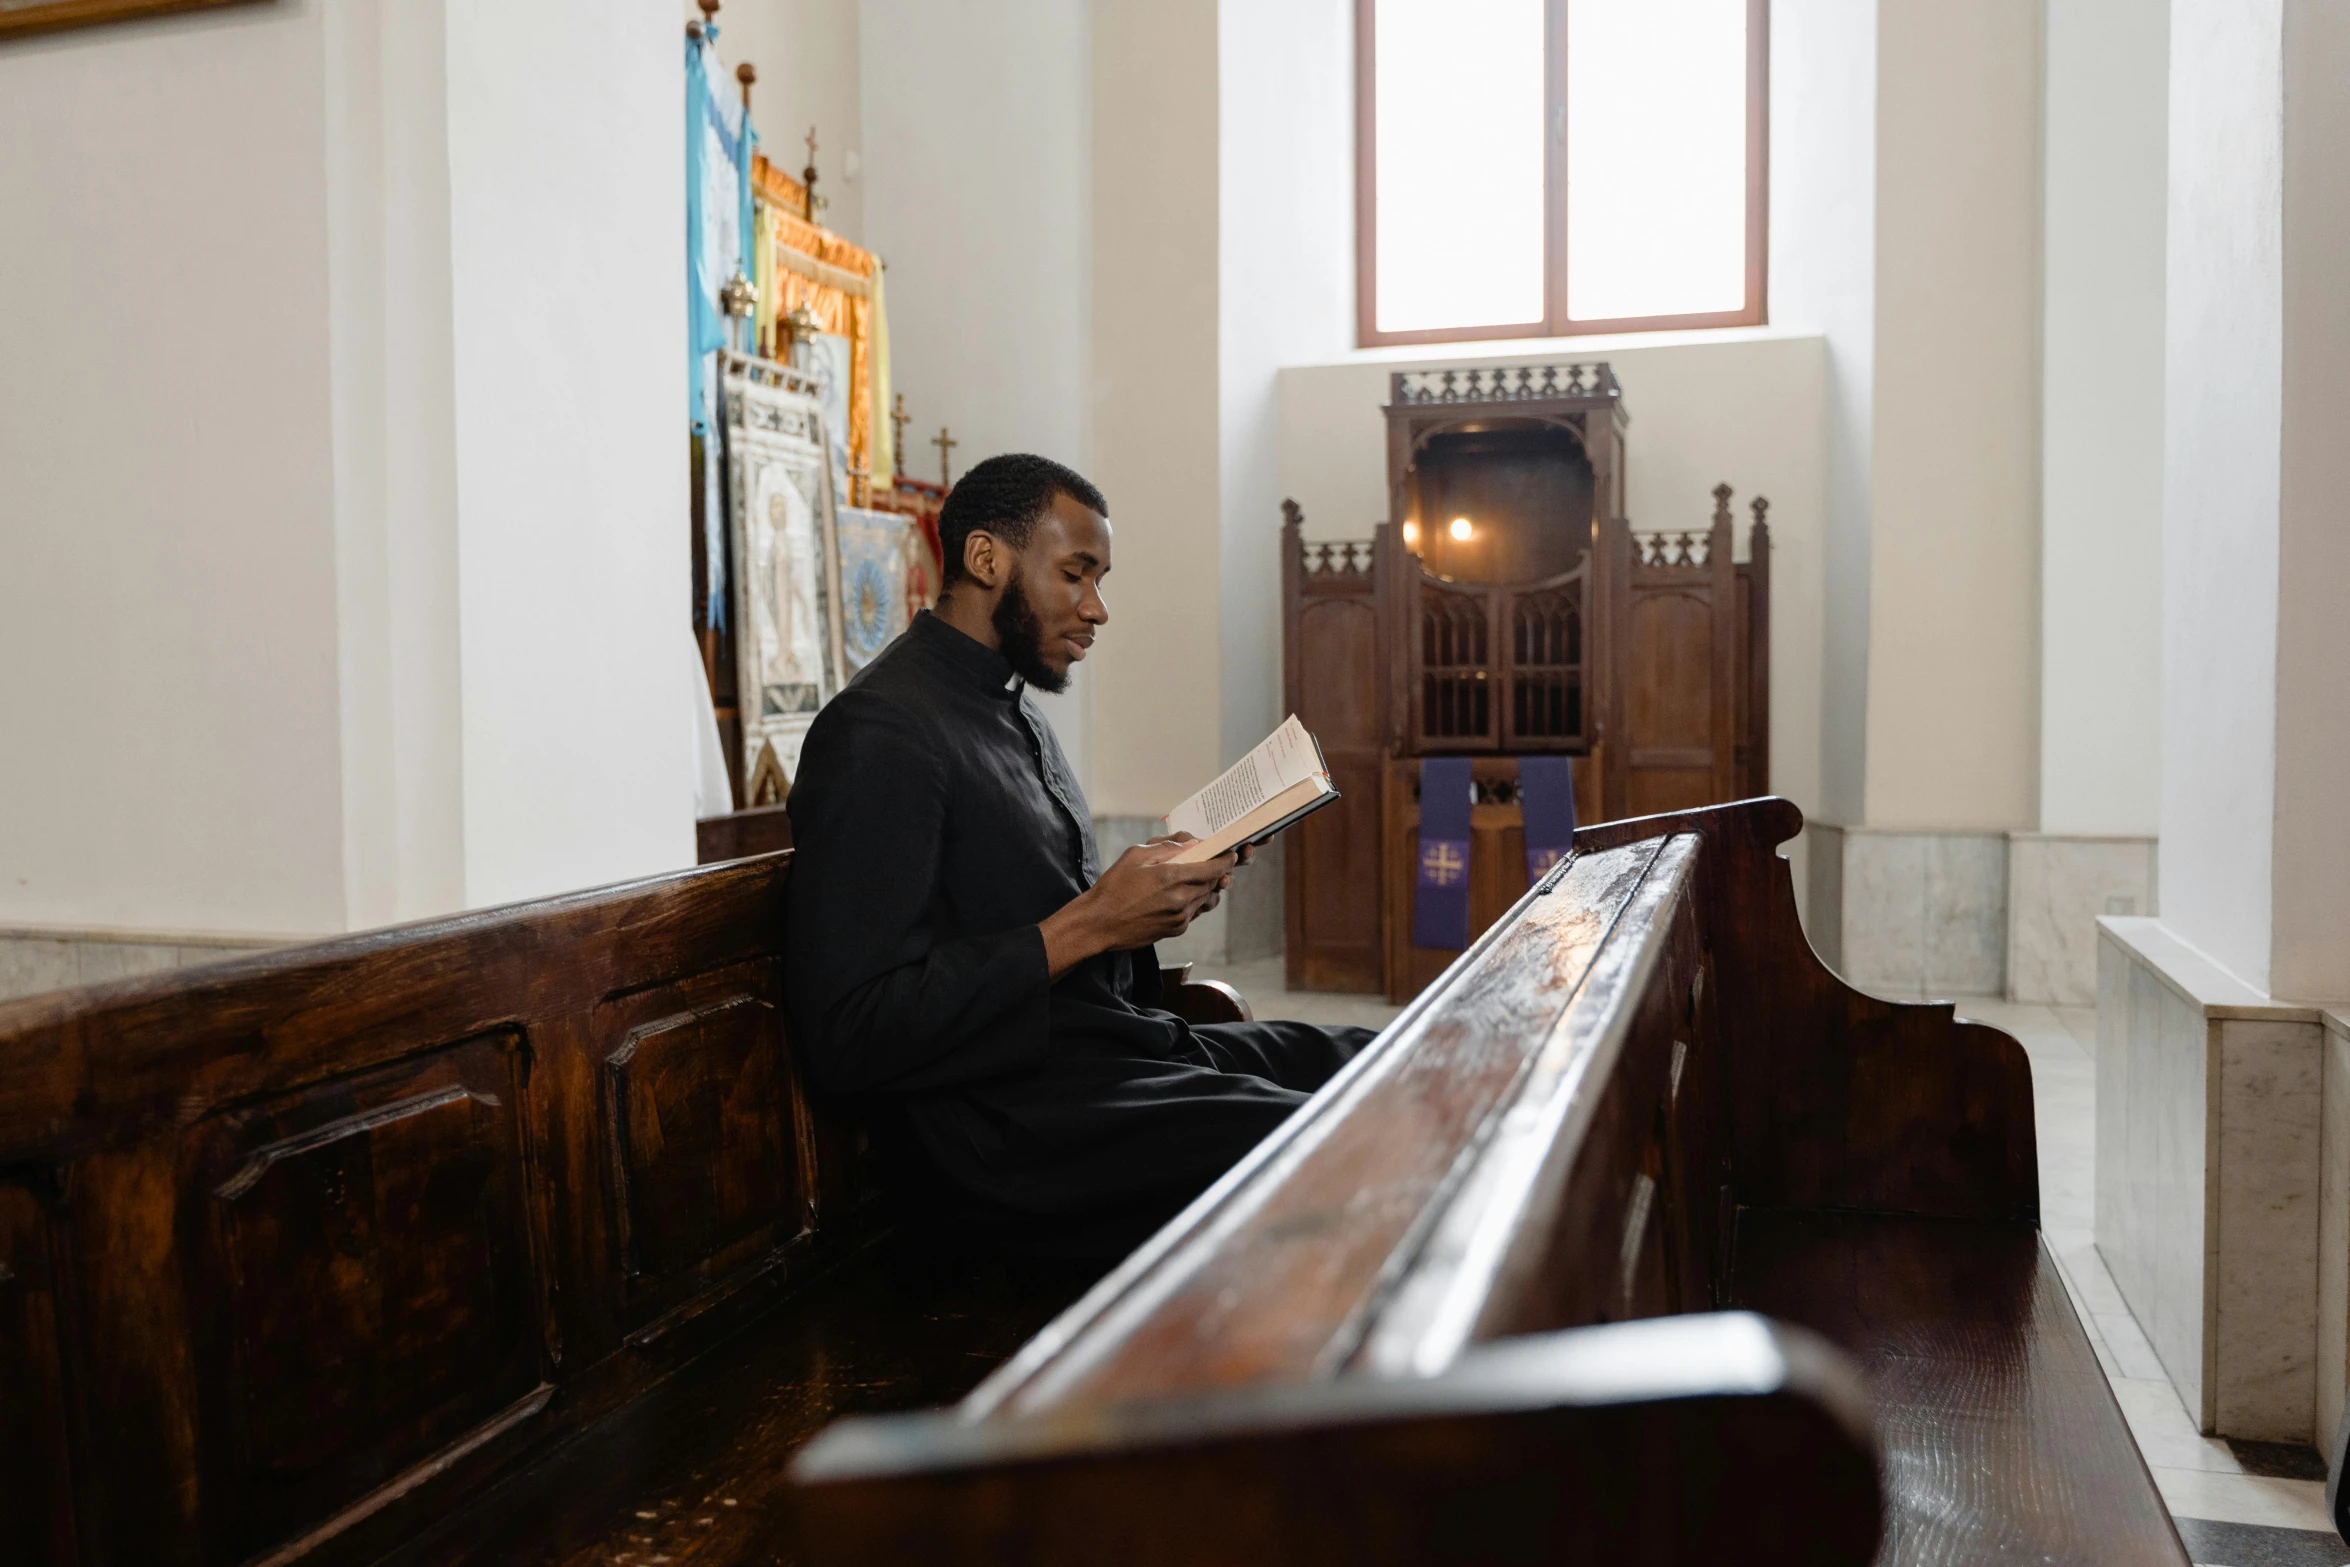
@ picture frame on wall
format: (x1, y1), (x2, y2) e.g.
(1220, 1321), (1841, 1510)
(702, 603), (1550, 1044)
(721, 352), (845, 807)
(0, 0), (265, 40)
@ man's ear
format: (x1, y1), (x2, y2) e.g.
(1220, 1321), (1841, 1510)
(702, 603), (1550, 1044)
(962, 529), (1005, 589)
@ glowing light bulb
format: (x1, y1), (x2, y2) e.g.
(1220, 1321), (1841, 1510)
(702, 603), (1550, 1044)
(1402, 520), (1420, 546)
(1449, 516), (1474, 541)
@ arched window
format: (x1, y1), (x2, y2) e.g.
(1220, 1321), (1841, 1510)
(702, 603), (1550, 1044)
(1357, 0), (1768, 345)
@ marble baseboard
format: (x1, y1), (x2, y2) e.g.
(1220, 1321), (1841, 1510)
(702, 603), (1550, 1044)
(2096, 918), (2330, 1443)
(1807, 825), (2007, 997)
(2008, 835), (2157, 1006)
(2322, 1008), (2350, 1451)
(0, 925), (289, 1004)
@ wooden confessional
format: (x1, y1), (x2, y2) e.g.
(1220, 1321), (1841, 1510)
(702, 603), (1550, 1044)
(1281, 361), (1773, 999)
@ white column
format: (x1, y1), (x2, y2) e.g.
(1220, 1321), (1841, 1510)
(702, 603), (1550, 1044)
(2098, 0), (2350, 1447)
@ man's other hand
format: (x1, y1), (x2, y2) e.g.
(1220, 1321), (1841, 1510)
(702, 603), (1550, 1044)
(1040, 835), (1238, 979)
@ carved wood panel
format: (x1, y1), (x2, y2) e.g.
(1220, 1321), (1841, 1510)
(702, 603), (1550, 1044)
(0, 1177), (75, 1567)
(182, 1032), (543, 1561)
(595, 959), (809, 1327)
(1291, 598), (1384, 991)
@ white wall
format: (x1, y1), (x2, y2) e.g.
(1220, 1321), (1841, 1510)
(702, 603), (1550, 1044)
(1217, 0), (1354, 767)
(688, 0), (865, 245)
(1862, 0), (2044, 833)
(2271, 0), (2350, 1001)
(0, 2), (348, 936)
(0, 0), (696, 940)
(444, 0), (694, 908)
(1088, 0), (1221, 818)
(1768, 0), (1876, 829)
(327, 0), (466, 928)
(2159, 0), (2282, 990)
(858, 0), (1094, 782)
(2039, 0), (2166, 838)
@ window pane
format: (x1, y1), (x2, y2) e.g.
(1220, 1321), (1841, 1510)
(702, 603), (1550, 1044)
(1373, 0), (1547, 334)
(1566, 0), (1749, 322)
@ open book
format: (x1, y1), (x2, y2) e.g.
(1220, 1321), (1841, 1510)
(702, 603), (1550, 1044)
(1157, 715), (1339, 864)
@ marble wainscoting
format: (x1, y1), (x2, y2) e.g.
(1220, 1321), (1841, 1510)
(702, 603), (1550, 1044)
(1803, 824), (2007, 997)
(0, 924), (289, 1004)
(2096, 917), (2333, 1443)
(2008, 834), (2158, 1006)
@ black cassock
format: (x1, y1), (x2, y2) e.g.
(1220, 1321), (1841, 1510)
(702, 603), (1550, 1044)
(785, 610), (1370, 1259)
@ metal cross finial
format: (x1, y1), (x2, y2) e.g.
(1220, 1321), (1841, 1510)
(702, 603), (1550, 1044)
(801, 126), (822, 222)
(890, 393), (911, 461)
(933, 426), (958, 488)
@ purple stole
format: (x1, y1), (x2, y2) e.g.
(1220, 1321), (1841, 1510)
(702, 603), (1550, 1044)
(1518, 755), (1578, 884)
(1412, 757), (1474, 950)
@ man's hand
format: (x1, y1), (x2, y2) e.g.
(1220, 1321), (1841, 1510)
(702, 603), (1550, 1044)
(1040, 836), (1239, 979)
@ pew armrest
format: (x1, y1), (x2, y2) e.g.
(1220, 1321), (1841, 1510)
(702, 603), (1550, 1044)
(790, 1313), (1883, 1566)
(1157, 964), (1254, 1026)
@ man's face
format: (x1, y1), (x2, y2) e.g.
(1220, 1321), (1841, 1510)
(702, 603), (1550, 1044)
(990, 493), (1111, 694)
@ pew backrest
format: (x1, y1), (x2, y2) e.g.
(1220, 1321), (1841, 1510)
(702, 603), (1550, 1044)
(0, 852), (851, 1567)
(790, 798), (2045, 1565)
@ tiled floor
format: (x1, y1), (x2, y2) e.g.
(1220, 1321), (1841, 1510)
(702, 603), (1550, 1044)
(1196, 965), (2348, 1566)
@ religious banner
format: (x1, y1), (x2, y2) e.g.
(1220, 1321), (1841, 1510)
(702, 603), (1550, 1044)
(1518, 755), (1578, 883)
(1411, 757), (1474, 951)
(687, 24), (756, 626)
(723, 353), (843, 805)
(834, 506), (918, 673)
(751, 156), (881, 493)
(805, 331), (854, 494)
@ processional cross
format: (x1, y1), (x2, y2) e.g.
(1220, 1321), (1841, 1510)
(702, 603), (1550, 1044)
(890, 394), (911, 465)
(933, 425), (958, 488)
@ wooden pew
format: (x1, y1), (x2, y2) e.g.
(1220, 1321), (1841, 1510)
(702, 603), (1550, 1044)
(791, 799), (2189, 1566)
(0, 853), (1238, 1567)
(1, 800), (2184, 1565)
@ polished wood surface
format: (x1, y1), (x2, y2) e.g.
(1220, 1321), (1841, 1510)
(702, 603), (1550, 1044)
(0, 851), (882, 1567)
(1735, 1210), (2187, 1566)
(381, 1259), (1082, 1567)
(697, 803), (795, 863)
(1280, 365), (1774, 1000)
(8, 800), (2173, 1566)
(1282, 500), (1390, 992)
(794, 799), (2181, 1566)
(795, 1316), (1880, 1567)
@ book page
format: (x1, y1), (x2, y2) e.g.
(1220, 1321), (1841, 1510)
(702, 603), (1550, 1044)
(1163, 715), (1324, 840)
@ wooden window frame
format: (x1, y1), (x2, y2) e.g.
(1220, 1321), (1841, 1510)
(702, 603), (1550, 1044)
(1355, 0), (1770, 347)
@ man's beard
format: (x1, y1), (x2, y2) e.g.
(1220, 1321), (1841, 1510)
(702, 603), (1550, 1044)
(991, 572), (1070, 693)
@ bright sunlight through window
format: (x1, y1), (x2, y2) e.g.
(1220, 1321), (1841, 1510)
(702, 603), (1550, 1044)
(1365, 0), (1759, 341)
(1566, 0), (1749, 321)
(1372, 0), (1547, 335)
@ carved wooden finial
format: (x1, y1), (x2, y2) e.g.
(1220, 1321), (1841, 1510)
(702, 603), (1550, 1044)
(698, 0), (721, 20)
(933, 425), (958, 488)
(1749, 494), (1771, 542)
(736, 61), (755, 113)
(1281, 498), (1304, 532)
(1711, 482), (1733, 526)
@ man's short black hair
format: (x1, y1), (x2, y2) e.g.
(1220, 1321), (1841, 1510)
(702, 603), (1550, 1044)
(936, 454), (1107, 588)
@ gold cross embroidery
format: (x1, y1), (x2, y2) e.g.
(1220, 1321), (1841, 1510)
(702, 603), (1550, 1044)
(1421, 841), (1465, 887)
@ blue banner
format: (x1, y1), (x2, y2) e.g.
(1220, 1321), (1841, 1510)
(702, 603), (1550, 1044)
(1412, 757), (1474, 951)
(1518, 755), (1578, 884)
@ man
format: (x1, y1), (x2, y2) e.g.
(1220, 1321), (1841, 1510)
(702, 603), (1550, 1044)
(785, 454), (1372, 1262)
